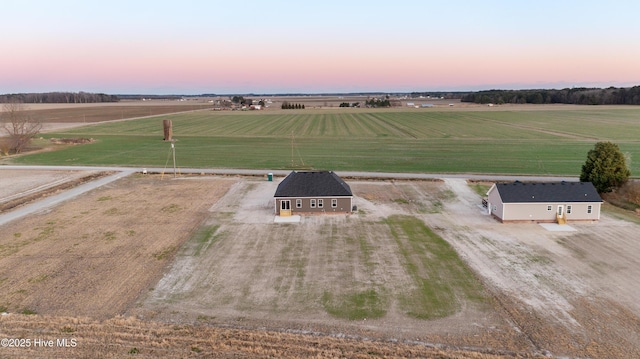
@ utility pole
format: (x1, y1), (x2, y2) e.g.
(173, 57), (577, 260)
(171, 142), (177, 178)
(291, 131), (294, 168)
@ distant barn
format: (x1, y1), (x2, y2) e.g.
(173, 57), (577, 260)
(274, 171), (353, 216)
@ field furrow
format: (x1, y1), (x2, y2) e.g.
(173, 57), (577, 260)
(9, 106), (640, 175)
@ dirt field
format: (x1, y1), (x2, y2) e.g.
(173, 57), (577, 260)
(0, 174), (234, 318)
(0, 100), (213, 134)
(1, 173), (639, 358)
(134, 179), (526, 351)
(0, 170), (99, 205)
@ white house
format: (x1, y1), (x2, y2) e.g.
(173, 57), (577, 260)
(486, 181), (602, 223)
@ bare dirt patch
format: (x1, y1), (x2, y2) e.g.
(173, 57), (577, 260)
(0, 170), (98, 201)
(0, 170), (111, 213)
(1, 100), (213, 134)
(13, 101), (212, 124)
(48, 137), (95, 145)
(133, 178), (529, 354)
(0, 175), (234, 318)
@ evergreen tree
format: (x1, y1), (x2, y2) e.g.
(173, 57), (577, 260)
(580, 141), (631, 192)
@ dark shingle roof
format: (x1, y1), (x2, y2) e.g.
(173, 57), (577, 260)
(274, 171), (352, 198)
(495, 181), (602, 203)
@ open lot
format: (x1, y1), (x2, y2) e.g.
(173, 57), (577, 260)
(0, 174), (233, 318)
(0, 170), (99, 206)
(1, 172), (639, 357)
(7, 104), (640, 175)
(135, 179), (515, 350)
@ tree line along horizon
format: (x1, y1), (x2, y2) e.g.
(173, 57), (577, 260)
(2, 85), (640, 105)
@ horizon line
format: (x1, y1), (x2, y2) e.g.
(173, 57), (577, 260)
(3, 84), (640, 98)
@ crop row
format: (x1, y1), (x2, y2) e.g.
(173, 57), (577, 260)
(16, 107), (640, 175)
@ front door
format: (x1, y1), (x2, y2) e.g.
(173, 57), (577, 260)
(280, 200), (292, 216)
(557, 205), (564, 216)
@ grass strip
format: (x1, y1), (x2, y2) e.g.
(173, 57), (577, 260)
(386, 215), (487, 319)
(322, 289), (387, 320)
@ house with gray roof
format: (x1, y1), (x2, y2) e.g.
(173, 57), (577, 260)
(486, 181), (602, 223)
(274, 171), (353, 216)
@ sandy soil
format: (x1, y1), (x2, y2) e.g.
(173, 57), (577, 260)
(1, 173), (639, 358)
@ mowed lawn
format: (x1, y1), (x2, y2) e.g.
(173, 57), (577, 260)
(14, 107), (640, 175)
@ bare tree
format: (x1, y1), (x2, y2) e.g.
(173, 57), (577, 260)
(1, 101), (42, 154)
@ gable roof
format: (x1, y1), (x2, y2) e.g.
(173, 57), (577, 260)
(493, 181), (602, 203)
(274, 171), (352, 198)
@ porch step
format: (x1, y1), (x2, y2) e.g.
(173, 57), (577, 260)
(557, 214), (567, 225)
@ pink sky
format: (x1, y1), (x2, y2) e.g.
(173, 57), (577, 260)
(2, 1), (640, 94)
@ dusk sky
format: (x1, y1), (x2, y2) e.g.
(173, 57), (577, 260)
(3, 0), (640, 94)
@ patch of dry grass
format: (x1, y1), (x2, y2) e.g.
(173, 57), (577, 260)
(0, 314), (535, 358)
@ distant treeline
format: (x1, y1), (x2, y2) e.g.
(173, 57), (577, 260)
(409, 92), (465, 99)
(0, 92), (119, 103)
(460, 86), (640, 105)
(118, 94), (182, 100)
(281, 102), (305, 109)
(365, 98), (390, 108)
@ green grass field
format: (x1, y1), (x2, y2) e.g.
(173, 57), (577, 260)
(11, 106), (640, 175)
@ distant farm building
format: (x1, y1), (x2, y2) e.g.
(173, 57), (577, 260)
(274, 171), (353, 216)
(486, 181), (602, 223)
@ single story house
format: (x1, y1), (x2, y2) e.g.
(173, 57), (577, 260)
(486, 181), (602, 223)
(274, 171), (353, 216)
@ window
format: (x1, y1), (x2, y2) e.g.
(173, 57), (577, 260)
(331, 199), (338, 208)
(310, 199), (316, 208)
(547, 205), (552, 211)
(587, 205), (592, 214)
(318, 199), (323, 208)
(567, 205), (572, 214)
(296, 199), (302, 208)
